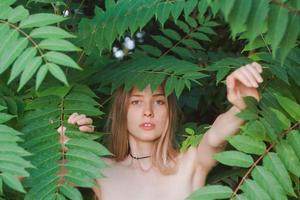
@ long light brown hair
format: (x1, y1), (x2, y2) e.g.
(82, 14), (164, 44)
(107, 85), (180, 175)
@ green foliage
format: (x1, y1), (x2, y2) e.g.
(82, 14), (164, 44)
(0, 0), (299, 199)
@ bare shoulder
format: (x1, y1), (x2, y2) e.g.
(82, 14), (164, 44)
(176, 146), (198, 169)
(101, 157), (116, 165)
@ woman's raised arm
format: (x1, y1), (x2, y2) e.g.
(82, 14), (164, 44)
(196, 62), (264, 172)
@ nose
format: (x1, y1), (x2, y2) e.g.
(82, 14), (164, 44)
(143, 103), (154, 118)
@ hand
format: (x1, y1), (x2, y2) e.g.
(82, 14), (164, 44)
(67, 112), (95, 132)
(57, 113), (95, 145)
(226, 62), (263, 110)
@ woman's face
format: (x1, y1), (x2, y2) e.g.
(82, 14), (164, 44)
(127, 85), (168, 142)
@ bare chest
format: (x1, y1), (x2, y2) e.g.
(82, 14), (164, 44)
(97, 163), (206, 200)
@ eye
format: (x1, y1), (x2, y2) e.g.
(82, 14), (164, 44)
(131, 100), (141, 105)
(155, 100), (165, 105)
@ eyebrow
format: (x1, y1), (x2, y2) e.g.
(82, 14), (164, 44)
(130, 93), (165, 97)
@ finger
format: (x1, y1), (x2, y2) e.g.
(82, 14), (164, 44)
(240, 67), (258, 87)
(68, 112), (79, 124)
(77, 117), (93, 126)
(73, 114), (87, 125)
(252, 62), (263, 73)
(79, 125), (95, 132)
(57, 126), (66, 134)
(246, 64), (263, 83)
(232, 70), (253, 88)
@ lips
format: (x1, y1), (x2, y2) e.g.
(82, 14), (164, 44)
(139, 122), (155, 131)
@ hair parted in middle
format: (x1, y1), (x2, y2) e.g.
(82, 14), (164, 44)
(107, 85), (180, 175)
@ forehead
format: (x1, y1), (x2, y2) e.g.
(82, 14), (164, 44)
(130, 85), (164, 95)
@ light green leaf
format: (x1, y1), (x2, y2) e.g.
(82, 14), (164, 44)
(18, 57), (42, 91)
(44, 51), (81, 70)
(269, 108), (291, 130)
(39, 39), (81, 52)
(1, 173), (26, 193)
(263, 153), (296, 196)
(30, 26), (76, 39)
(0, 113), (16, 123)
(252, 166), (287, 200)
(8, 47), (37, 84)
(19, 13), (66, 28)
(47, 63), (68, 85)
(275, 94), (300, 121)
(0, 37), (29, 74)
(187, 185), (232, 200)
(7, 5), (29, 23)
(213, 150), (253, 168)
(276, 140), (300, 177)
(0, 0), (16, 7)
(241, 179), (271, 200)
(35, 64), (48, 90)
(156, 2), (172, 26)
(241, 120), (266, 141)
(227, 135), (266, 155)
(287, 130), (300, 159)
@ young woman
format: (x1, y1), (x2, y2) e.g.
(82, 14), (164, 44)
(62, 62), (263, 200)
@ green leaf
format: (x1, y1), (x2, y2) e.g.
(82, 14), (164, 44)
(213, 150), (253, 168)
(44, 51), (82, 70)
(269, 108), (291, 130)
(47, 63), (69, 85)
(151, 35), (173, 48)
(18, 57), (42, 91)
(275, 94), (300, 121)
(187, 185), (232, 200)
(19, 13), (66, 28)
(162, 29), (181, 41)
(252, 166), (287, 200)
(246, 0), (269, 42)
(35, 64), (48, 90)
(7, 5), (29, 23)
(60, 184), (83, 200)
(164, 75), (176, 97)
(276, 140), (300, 177)
(183, 0), (198, 20)
(263, 153), (296, 196)
(66, 139), (112, 156)
(278, 11), (300, 64)
(0, 37), (29, 74)
(39, 39), (81, 52)
(156, 2), (172, 26)
(219, 0), (235, 21)
(8, 47), (37, 84)
(30, 26), (76, 39)
(227, 135), (266, 155)
(266, 4), (289, 57)
(1, 173), (26, 193)
(241, 179), (271, 200)
(241, 120), (266, 141)
(0, 0), (16, 7)
(287, 130), (300, 159)
(0, 113), (16, 123)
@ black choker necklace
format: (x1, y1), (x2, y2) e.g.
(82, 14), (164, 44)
(129, 153), (151, 160)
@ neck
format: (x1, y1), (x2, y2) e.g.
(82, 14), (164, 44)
(126, 135), (155, 171)
(128, 135), (155, 157)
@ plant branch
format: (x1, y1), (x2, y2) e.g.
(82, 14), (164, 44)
(230, 122), (300, 199)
